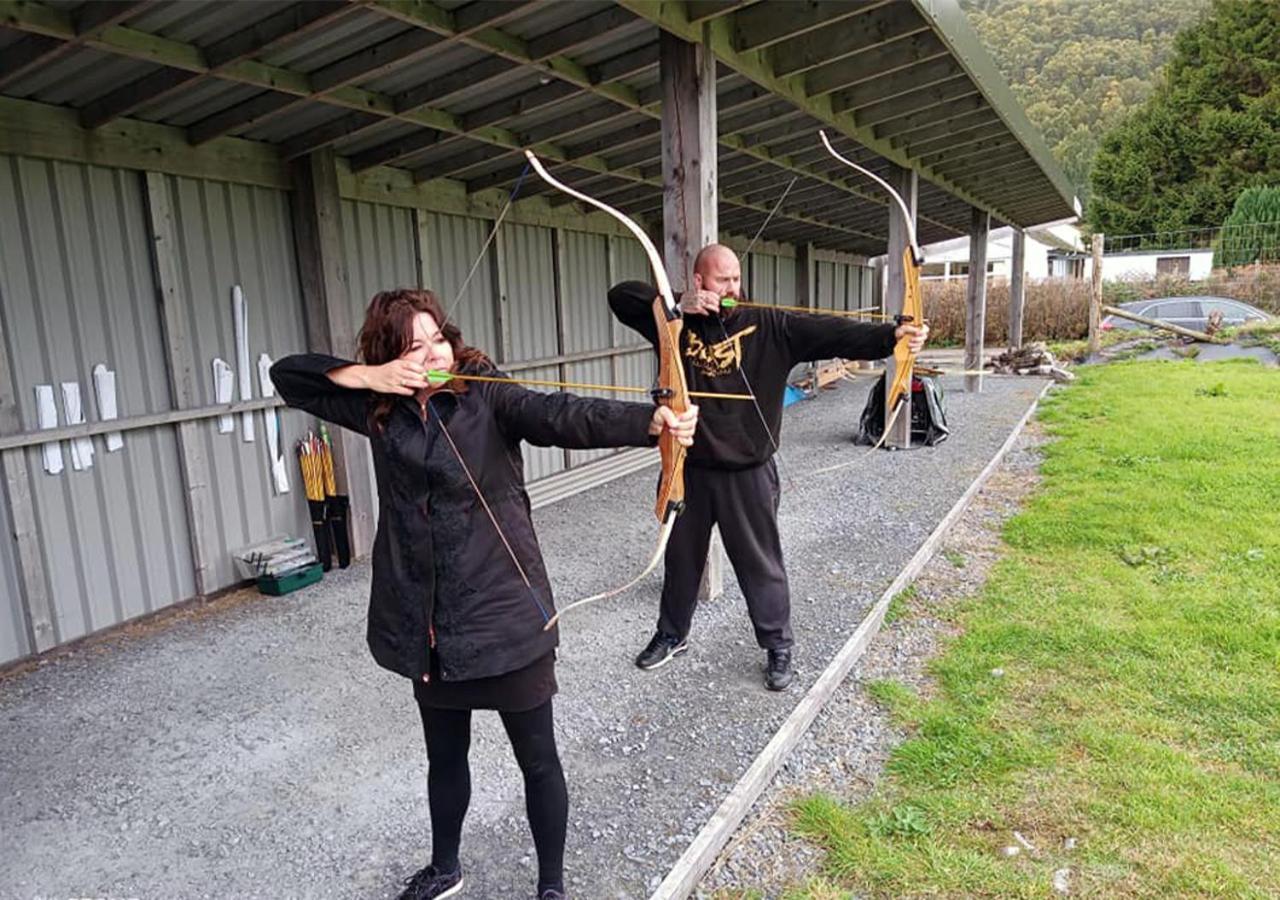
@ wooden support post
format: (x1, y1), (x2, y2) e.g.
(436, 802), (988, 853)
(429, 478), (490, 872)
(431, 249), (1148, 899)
(0, 307), (56, 652)
(1009, 226), (1026, 349)
(1089, 233), (1104, 354)
(143, 171), (217, 597)
(660, 28), (721, 602)
(289, 148), (376, 557)
(885, 164), (917, 447)
(965, 206), (990, 393)
(660, 28), (717, 292)
(796, 242), (818, 387)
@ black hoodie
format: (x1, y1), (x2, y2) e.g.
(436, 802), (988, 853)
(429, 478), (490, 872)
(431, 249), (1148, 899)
(609, 280), (898, 470)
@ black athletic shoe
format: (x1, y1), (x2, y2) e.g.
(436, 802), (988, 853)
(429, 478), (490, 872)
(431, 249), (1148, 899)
(765, 648), (793, 691)
(537, 888), (568, 900)
(634, 631), (689, 670)
(397, 863), (463, 900)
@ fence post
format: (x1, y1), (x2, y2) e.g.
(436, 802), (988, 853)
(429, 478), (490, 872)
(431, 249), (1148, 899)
(1089, 233), (1104, 354)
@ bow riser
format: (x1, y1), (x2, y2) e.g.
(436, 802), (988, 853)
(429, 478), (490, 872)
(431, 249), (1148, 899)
(887, 245), (923, 411)
(653, 299), (689, 521)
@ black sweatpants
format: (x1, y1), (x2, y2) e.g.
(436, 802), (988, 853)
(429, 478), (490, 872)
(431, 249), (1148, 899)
(416, 699), (567, 893)
(658, 458), (792, 650)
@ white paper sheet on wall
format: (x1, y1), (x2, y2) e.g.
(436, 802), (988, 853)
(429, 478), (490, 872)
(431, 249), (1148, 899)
(92, 363), (124, 451)
(212, 358), (234, 433)
(257, 353), (290, 494)
(233, 285), (255, 441)
(35, 384), (64, 475)
(60, 382), (94, 471)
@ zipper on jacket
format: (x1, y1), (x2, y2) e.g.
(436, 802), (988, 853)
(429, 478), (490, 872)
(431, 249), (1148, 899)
(420, 396), (435, 684)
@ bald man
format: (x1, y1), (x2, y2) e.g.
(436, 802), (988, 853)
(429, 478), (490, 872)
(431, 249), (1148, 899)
(608, 244), (928, 690)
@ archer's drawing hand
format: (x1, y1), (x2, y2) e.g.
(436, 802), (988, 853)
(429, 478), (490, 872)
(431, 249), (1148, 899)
(678, 289), (721, 316)
(650, 404), (699, 447)
(895, 322), (929, 354)
(362, 360), (427, 395)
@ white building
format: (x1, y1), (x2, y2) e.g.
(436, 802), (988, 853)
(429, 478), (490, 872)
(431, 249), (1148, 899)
(923, 222), (1217, 282)
(1047, 247), (1216, 281)
(921, 221), (1083, 281)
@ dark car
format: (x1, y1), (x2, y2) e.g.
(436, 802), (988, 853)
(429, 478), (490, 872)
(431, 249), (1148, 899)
(1101, 296), (1274, 332)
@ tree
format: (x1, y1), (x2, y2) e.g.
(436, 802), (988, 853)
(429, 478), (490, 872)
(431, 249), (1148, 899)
(1214, 186), (1280, 266)
(1087, 0), (1280, 239)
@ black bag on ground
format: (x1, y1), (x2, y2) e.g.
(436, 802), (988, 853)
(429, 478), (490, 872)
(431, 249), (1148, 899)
(309, 498), (332, 571)
(326, 494), (352, 569)
(854, 373), (950, 447)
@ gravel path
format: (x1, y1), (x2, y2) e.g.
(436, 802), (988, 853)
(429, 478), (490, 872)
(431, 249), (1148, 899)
(0, 373), (1048, 900)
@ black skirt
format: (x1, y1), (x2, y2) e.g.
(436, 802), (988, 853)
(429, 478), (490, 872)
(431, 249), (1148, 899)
(412, 650), (557, 712)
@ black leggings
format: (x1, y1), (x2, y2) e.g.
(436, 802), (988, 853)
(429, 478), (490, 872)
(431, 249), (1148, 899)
(417, 699), (567, 892)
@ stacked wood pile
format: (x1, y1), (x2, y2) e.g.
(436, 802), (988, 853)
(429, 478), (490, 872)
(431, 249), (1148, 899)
(987, 342), (1076, 382)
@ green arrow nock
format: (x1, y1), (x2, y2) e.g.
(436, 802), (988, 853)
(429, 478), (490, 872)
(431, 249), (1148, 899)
(424, 369), (453, 385)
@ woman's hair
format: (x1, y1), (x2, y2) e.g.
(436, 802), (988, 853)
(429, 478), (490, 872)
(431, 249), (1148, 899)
(356, 288), (491, 429)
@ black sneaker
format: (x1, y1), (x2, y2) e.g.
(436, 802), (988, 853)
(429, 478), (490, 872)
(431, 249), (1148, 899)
(765, 648), (793, 691)
(634, 631), (688, 670)
(537, 889), (568, 900)
(397, 863), (463, 900)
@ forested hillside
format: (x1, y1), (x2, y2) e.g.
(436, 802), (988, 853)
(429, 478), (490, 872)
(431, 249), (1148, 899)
(960, 0), (1209, 205)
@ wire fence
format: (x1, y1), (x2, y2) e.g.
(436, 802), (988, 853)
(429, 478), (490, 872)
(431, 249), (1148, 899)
(1105, 222), (1280, 265)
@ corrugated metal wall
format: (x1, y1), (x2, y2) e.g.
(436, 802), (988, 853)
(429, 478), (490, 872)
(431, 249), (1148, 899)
(144, 173), (314, 594)
(0, 155), (195, 657)
(814, 258), (876, 313)
(1, 153), (832, 666)
(418, 211), (498, 353)
(336, 199), (418, 524)
(744, 252), (798, 307)
(610, 238), (657, 394)
(500, 223), (564, 481)
(560, 230), (613, 467)
(340, 199), (418, 356)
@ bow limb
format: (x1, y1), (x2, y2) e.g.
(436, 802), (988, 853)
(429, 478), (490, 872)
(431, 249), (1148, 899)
(818, 130), (923, 413)
(524, 150), (690, 628)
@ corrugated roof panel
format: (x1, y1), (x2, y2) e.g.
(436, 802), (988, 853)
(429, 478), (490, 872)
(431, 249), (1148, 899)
(360, 43), (494, 96)
(265, 12), (410, 73)
(240, 101), (354, 144)
(130, 0), (295, 46)
(330, 119), (424, 157)
(571, 24), (658, 67)
(504, 1), (615, 41)
(438, 68), (548, 117)
(133, 80), (263, 128)
(4, 48), (155, 107)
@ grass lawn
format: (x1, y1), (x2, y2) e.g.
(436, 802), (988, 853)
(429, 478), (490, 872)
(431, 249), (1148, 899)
(787, 360), (1280, 898)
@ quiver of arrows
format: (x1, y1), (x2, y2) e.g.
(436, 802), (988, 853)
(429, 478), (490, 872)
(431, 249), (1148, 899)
(298, 425), (354, 570)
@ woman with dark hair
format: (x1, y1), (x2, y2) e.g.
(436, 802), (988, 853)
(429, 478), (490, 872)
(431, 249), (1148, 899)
(270, 289), (698, 900)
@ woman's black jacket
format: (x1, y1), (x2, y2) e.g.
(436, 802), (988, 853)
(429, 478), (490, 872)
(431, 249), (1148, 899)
(269, 354), (655, 683)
